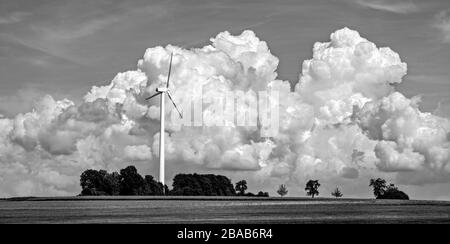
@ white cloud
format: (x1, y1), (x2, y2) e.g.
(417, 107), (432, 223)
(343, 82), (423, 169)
(0, 87), (47, 117)
(360, 92), (450, 183)
(0, 27), (449, 197)
(434, 98), (450, 119)
(124, 145), (153, 161)
(375, 140), (425, 171)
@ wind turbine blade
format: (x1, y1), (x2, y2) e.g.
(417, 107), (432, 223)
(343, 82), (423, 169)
(145, 92), (161, 100)
(167, 91), (183, 118)
(166, 52), (173, 88)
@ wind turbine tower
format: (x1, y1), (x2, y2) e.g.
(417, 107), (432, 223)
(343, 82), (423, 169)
(146, 53), (183, 194)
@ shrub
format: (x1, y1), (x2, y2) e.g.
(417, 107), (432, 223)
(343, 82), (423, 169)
(277, 184), (288, 197)
(369, 179), (409, 200)
(171, 173), (236, 196)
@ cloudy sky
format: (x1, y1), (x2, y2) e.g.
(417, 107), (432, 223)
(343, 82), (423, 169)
(0, 0), (450, 199)
(1, 0), (450, 115)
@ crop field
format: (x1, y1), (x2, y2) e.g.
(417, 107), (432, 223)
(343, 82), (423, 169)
(0, 197), (449, 224)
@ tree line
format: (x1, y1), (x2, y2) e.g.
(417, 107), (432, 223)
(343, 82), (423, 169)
(80, 166), (167, 196)
(275, 178), (409, 200)
(79, 165), (409, 199)
(79, 165), (269, 197)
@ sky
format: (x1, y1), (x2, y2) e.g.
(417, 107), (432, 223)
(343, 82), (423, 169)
(1, 0), (450, 116)
(0, 0), (450, 199)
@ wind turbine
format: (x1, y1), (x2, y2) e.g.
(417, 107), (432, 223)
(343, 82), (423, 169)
(146, 53), (183, 194)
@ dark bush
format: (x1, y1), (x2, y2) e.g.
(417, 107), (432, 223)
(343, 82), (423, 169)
(377, 184), (409, 200)
(143, 175), (166, 195)
(370, 180), (409, 200)
(119, 166), (146, 195)
(171, 173), (236, 196)
(235, 180), (248, 196)
(80, 169), (120, 196)
(80, 166), (266, 197)
(80, 166), (165, 196)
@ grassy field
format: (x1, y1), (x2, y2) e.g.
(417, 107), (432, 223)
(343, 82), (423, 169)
(1, 197), (449, 224)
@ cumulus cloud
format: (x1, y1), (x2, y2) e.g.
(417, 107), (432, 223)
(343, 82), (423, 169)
(359, 92), (450, 184)
(124, 145), (152, 161)
(434, 99), (450, 119)
(0, 27), (449, 197)
(0, 87), (48, 117)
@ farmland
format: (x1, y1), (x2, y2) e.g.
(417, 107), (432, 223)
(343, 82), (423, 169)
(1, 197), (449, 224)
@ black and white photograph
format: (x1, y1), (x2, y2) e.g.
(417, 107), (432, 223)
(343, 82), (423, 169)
(1, 0), (450, 233)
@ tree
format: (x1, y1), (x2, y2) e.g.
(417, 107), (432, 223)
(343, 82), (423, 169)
(79, 166), (268, 197)
(119, 166), (145, 195)
(305, 180), (320, 198)
(378, 184), (409, 200)
(103, 171), (121, 195)
(171, 174), (236, 196)
(331, 187), (343, 198)
(80, 169), (121, 196)
(80, 169), (104, 195)
(369, 179), (409, 200)
(80, 166), (166, 196)
(369, 178), (387, 198)
(235, 180), (248, 196)
(277, 184), (288, 197)
(143, 175), (165, 195)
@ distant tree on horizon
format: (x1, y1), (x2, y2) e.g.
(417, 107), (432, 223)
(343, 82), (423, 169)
(119, 166), (146, 195)
(277, 184), (288, 197)
(381, 184), (409, 200)
(171, 173), (235, 196)
(143, 175), (166, 195)
(235, 180), (248, 196)
(369, 179), (409, 200)
(79, 166), (166, 196)
(80, 166), (269, 197)
(369, 178), (387, 198)
(331, 187), (343, 198)
(80, 169), (120, 196)
(305, 180), (320, 198)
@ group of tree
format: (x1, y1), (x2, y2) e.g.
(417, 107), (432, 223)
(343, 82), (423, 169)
(369, 178), (409, 200)
(234, 180), (269, 197)
(273, 178), (408, 200)
(80, 166), (408, 200)
(171, 173), (235, 196)
(302, 178), (409, 200)
(80, 166), (268, 197)
(80, 166), (166, 196)
(296, 178), (408, 199)
(275, 183), (340, 198)
(275, 181), (335, 198)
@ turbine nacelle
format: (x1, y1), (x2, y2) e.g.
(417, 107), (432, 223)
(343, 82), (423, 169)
(156, 87), (168, 93)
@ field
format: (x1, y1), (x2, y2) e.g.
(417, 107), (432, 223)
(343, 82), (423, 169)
(1, 196), (450, 224)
